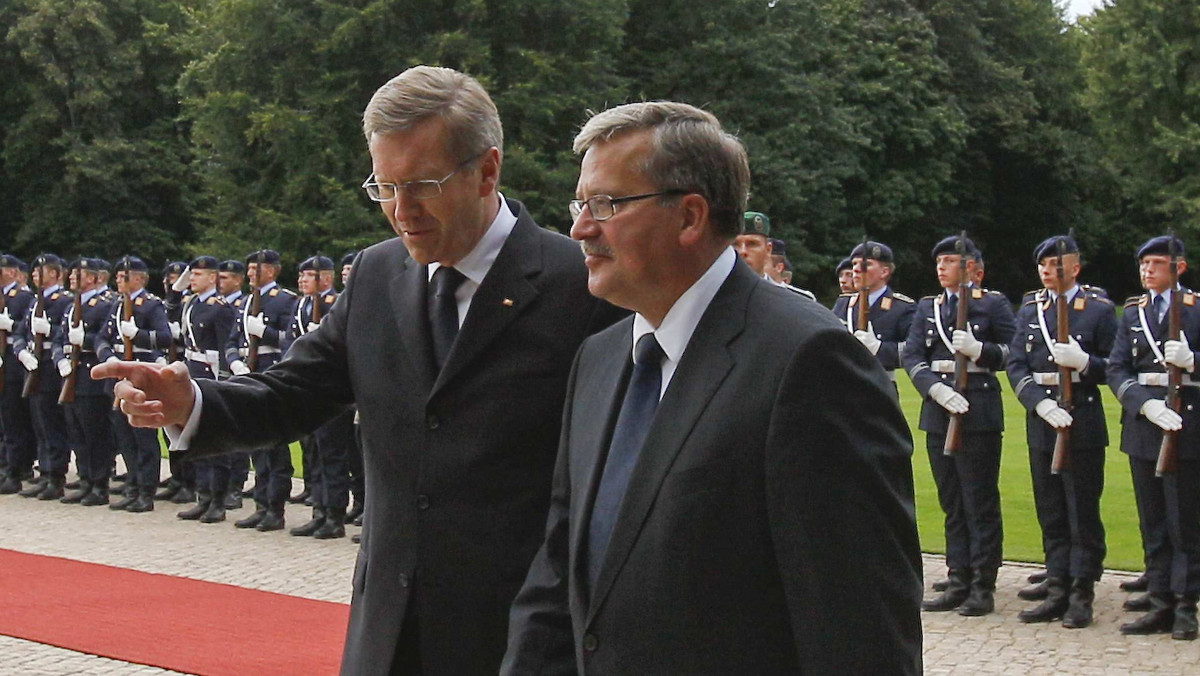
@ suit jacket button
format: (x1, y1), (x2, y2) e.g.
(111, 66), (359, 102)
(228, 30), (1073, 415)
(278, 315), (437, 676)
(398, 573), (410, 588)
(427, 414), (439, 430)
(583, 634), (598, 652)
(417, 494), (430, 510)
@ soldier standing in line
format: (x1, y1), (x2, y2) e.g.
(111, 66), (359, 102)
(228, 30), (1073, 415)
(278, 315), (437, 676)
(156, 260), (196, 504)
(54, 258), (120, 506)
(14, 254), (74, 500)
(832, 241), (915, 389)
(836, 256), (854, 295)
(174, 257), (238, 524)
(735, 212), (815, 300)
(0, 255), (37, 494)
(1006, 235), (1116, 629)
(286, 255), (349, 539)
(903, 235), (1016, 617)
(1107, 235), (1199, 641)
(217, 259), (251, 509)
(96, 256), (172, 512)
(226, 249), (296, 532)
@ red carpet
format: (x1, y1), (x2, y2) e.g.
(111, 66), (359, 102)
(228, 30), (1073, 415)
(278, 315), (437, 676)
(0, 548), (349, 675)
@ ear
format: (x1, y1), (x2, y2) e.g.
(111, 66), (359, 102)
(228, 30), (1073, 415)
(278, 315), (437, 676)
(476, 147), (502, 197)
(677, 193), (711, 247)
(1179, 259), (1188, 276)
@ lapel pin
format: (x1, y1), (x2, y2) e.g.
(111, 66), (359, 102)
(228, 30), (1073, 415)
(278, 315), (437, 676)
(502, 298), (514, 307)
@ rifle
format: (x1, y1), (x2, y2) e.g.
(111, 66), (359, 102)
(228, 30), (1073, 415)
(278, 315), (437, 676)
(1156, 233), (1182, 477)
(21, 261), (45, 398)
(0, 279), (7, 394)
(944, 231), (970, 456)
(59, 273), (84, 405)
(121, 257), (134, 362)
(246, 250), (266, 372)
(1050, 235), (1074, 474)
(167, 270), (179, 363)
(856, 235), (870, 332)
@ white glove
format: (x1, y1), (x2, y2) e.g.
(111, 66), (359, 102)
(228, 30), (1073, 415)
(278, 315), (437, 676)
(155, 356), (168, 366)
(245, 313), (267, 338)
(57, 359), (72, 377)
(1140, 399), (1183, 431)
(119, 319), (139, 339)
(1164, 332), (1195, 372)
(0, 310), (13, 332)
(1052, 337), (1090, 371)
(952, 327), (983, 361)
(853, 322), (881, 355)
(18, 349), (38, 372)
(105, 355), (120, 364)
(68, 322), (84, 346)
(230, 360), (251, 376)
(306, 322), (320, 334)
(1035, 398), (1073, 429)
(929, 382), (970, 414)
(169, 322), (182, 341)
(171, 268), (191, 292)
(30, 314), (51, 336)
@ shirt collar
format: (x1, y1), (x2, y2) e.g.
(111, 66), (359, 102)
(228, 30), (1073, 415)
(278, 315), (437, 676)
(196, 287), (217, 302)
(224, 290), (243, 303)
(869, 285), (889, 307)
(81, 287), (102, 303)
(632, 247), (737, 365)
(2, 281), (14, 294)
(42, 284), (62, 297)
(428, 193), (517, 285)
(256, 281), (277, 294)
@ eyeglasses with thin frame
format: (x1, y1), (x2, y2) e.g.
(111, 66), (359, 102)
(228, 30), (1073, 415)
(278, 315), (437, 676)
(361, 152), (484, 202)
(569, 189), (690, 222)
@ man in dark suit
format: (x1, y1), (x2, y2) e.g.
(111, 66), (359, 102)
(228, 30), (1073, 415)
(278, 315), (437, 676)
(502, 102), (921, 674)
(95, 65), (621, 675)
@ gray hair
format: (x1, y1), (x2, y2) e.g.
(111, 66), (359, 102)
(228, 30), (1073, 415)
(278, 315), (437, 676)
(362, 66), (503, 163)
(573, 101), (750, 238)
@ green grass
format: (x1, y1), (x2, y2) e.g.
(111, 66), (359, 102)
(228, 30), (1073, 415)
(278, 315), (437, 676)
(897, 377), (1143, 571)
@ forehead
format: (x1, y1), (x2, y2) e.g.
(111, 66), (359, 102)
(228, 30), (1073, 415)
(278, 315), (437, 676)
(577, 130), (654, 194)
(735, 233), (767, 244)
(936, 253), (963, 264)
(369, 119), (453, 180)
(1141, 254), (1173, 265)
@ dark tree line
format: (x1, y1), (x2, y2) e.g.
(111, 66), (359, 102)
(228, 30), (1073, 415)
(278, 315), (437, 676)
(1, 0), (1195, 302)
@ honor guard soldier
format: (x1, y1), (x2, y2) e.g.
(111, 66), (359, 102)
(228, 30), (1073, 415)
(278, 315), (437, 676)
(832, 241), (915, 384)
(340, 251), (365, 528)
(1006, 235), (1117, 628)
(54, 258), (119, 506)
(227, 249), (296, 532)
(14, 254), (74, 500)
(156, 260), (197, 504)
(903, 235), (1016, 616)
(217, 259), (251, 508)
(96, 256), (172, 512)
(175, 257), (238, 523)
(1107, 235), (1200, 640)
(735, 212), (816, 299)
(0, 255), (38, 494)
(836, 256), (854, 295)
(285, 255), (349, 539)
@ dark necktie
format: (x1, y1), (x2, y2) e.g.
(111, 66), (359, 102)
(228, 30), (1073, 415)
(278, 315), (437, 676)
(1153, 294), (1165, 325)
(428, 266), (466, 370)
(944, 293), (957, 325)
(587, 333), (666, 590)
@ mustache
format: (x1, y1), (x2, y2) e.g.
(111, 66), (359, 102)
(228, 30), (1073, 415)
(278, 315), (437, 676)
(580, 241), (614, 258)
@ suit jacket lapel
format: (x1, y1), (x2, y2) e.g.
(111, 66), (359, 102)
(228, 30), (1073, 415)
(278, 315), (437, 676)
(390, 254), (437, 392)
(432, 205), (542, 396)
(584, 262), (752, 625)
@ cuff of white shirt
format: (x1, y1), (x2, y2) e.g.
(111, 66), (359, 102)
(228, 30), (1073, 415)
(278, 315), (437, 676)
(165, 381), (204, 451)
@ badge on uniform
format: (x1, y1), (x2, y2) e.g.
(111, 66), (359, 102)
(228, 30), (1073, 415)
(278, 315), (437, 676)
(135, 297), (144, 306)
(972, 288), (983, 299)
(269, 289), (279, 297)
(50, 292), (60, 301)
(1074, 297), (1086, 311)
(1186, 293), (1196, 307)
(88, 298), (97, 307)
(880, 297), (892, 311)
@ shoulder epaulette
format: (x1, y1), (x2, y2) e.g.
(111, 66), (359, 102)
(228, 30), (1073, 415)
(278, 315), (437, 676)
(921, 295), (937, 302)
(322, 294), (335, 304)
(206, 295), (226, 305)
(1124, 295), (1142, 308)
(49, 292), (60, 301)
(985, 288), (1006, 297)
(144, 293), (160, 301)
(1089, 293), (1114, 306)
(892, 292), (915, 303)
(838, 292), (854, 299)
(282, 288), (297, 296)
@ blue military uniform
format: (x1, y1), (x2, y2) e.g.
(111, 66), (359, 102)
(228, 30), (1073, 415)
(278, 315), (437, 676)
(832, 287), (916, 372)
(1107, 235), (1200, 639)
(0, 255), (38, 493)
(226, 249), (296, 530)
(13, 255), (75, 499)
(1004, 236), (1117, 626)
(51, 260), (119, 505)
(903, 235), (1016, 615)
(158, 260), (196, 501)
(220, 259), (252, 502)
(96, 257), (172, 511)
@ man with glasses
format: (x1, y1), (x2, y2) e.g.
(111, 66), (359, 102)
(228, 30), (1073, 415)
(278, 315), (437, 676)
(503, 101), (921, 674)
(95, 65), (623, 675)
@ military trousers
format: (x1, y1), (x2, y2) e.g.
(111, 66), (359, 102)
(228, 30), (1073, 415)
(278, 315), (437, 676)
(109, 410), (161, 490)
(1129, 457), (1200, 595)
(926, 432), (1004, 574)
(64, 394), (114, 484)
(28, 366), (69, 476)
(313, 412), (353, 510)
(251, 444), (293, 505)
(1, 354), (35, 476)
(1029, 445), (1106, 581)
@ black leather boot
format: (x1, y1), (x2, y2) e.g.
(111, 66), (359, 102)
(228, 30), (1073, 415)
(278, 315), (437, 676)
(109, 488), (139, 510)
(18, 475), (47, 498)
(314, 507), (347, 540)
(127, 487), (156, 513)
(288, 486), (311, 505)
(170, 485), (197, 504)
(177, 492), (212, 520)
(1018, 577), (1069, 623)
(0, 474), (22, 494)
(1124, 592), (1153, 612)
(235, 503), (267, 529)
(1174, 594), (1198, 641)
(81, 480), (110, 507)
(1018, 577), (1052, 601)
(1062, 579), (1095, 629)
(223, 490), (243, 510)
(290, 506), (326, 537)
(1120, 573), (1149, 592)
(351, 533), (361, 544)
(37, 475), (65, 501)
(922, 569), (971, 612)
(60, 479), (92, 504)
(154, 479), (182, 501)
(344, 501), (364, 525)
(200, 492), (227, 523)
(958, 569), (997, 617)
(256, 503), (286, 531)
(1027, 570), (1048, 584)
(1121, 593), (1175, 635)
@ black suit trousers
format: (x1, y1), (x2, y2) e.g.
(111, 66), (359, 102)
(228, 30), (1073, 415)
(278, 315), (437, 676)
(1029, 446), (1106, 580)
(926, 432), (1003, 574)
